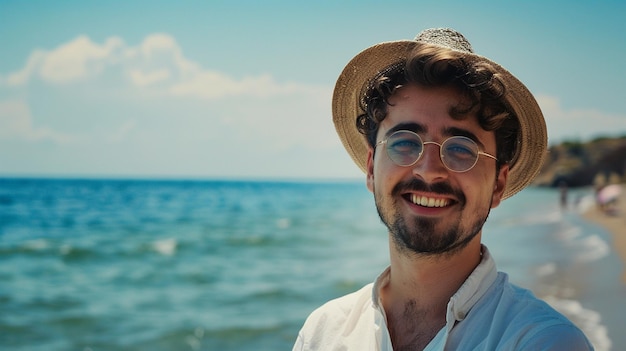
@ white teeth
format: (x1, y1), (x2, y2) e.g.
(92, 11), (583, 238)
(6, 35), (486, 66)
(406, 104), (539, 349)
(410, 194), (449, 208)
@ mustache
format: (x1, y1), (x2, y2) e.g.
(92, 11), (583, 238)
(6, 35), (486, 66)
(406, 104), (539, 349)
(392, 178), (466, 204)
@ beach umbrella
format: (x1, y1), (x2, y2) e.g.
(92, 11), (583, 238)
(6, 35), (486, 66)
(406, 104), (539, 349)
(597, 184), (622, 205)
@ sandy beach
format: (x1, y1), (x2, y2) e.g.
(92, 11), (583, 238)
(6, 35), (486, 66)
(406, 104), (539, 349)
(582, 184), (626, 283)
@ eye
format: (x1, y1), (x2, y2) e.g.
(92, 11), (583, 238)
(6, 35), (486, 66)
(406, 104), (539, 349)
(389, 137), (421, 154)
(444, 139), (478, 160)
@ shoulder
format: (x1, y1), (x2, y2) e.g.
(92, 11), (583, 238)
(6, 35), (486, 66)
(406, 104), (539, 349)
(517, 322), (594, 351)
(294, 283), (377, 350)
(497, 278), (571, 324)
(301, 283), (374, 332)
(482, 273), (593, 349)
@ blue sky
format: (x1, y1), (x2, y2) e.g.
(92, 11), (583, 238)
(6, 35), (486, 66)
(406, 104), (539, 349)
(1, 0), (625, 180)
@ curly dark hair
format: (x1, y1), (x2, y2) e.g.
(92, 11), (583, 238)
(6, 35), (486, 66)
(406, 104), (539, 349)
(356, 44), (520, 167)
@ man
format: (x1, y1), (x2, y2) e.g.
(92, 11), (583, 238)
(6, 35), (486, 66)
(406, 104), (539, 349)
(293, 28), (593, 350)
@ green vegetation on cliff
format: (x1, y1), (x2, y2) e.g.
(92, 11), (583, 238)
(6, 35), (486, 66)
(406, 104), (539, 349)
(533, 135), (626, 188)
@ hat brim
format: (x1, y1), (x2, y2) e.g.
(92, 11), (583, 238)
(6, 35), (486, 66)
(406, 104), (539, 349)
(332, 40), (547, 200)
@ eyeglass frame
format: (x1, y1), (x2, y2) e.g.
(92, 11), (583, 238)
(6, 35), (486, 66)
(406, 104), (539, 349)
(374, 130), (498, 173)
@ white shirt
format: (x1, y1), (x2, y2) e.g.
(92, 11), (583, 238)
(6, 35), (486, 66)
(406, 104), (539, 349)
(293, 246), (593, 350)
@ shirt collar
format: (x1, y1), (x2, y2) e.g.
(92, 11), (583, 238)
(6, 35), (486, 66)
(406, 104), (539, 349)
(371, 245), (498, 324)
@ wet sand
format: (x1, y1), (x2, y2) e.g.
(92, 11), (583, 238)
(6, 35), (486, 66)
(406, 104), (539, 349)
(582, 184), (626, 283)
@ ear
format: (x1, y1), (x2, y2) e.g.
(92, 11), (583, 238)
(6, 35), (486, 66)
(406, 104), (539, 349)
(366, 148), (375, 193)
(490, 164), (509, 209)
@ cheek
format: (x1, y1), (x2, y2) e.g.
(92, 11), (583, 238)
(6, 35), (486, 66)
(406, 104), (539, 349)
(369, 162), (402, 196)
(462, 173), (496, 204)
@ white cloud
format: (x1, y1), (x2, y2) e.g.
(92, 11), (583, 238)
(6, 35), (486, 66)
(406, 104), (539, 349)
(0, 33), (352, 177)
(0, 99), (76, 143)
(6, 36), (124, 85)
(6, 50), (47, 86)
(537, 95), (626, 143)
(129, 69), (171, 86)
(140, 33), (178, 54)
(40, 35), (124, 83)
(0, 33), (338, 149)
(1, 33), (313, 101)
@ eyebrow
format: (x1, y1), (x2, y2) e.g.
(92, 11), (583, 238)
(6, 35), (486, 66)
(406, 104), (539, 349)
(385, 122), (426, 137)
(444, 127), (486, 149)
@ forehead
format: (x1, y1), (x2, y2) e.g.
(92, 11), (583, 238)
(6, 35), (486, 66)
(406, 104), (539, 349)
(379, 84), (495, 146)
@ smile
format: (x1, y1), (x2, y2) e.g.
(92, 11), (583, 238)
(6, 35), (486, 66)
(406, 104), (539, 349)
(409, 194), (450, 208)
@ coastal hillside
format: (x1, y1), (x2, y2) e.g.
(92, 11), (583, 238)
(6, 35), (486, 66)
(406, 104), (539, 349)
(533, 135), (626, 188)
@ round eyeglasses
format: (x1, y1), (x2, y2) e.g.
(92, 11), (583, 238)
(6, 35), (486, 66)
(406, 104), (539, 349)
(375, 130), (498, 173)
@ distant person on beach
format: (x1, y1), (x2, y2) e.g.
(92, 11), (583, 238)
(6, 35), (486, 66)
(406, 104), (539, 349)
(596, 183), (622, 216)
(293, 28), (593, 350)
(560, 181), (569, 209)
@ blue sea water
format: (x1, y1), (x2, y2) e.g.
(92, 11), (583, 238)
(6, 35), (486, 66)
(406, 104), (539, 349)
(0, 178), (623, 350)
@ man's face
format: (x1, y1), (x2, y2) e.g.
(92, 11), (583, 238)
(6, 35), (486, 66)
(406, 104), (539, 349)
(366, 84), (508, 256)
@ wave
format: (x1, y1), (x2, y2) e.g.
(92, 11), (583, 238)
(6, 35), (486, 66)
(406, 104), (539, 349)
(554, 222), (610, 263)
(573, 234), (610, 263)
(0, 238), (63, 257)
(225, 233), (296, 248)
(575, 194), (597, 214)
(494, 209), (563, 228)
(0, 237), (184, 261)
(152, 238), (177, 256)
(533, 262), (557, 277)
(567, 231), (610, 263)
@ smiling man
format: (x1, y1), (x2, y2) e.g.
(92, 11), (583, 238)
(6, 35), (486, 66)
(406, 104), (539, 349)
(293, 28), (593, 350)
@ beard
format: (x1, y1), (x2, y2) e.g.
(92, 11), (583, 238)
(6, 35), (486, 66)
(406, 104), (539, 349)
(374, 178), (491, 257)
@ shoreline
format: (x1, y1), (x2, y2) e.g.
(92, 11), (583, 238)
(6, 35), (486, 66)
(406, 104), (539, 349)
(581, 184), (626, 283)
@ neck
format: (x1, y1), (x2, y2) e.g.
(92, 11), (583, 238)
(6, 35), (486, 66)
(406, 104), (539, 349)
(380, 234), (483, 349)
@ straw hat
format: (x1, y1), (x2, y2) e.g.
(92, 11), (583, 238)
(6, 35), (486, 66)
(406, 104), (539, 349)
(332, 28), (547, 199)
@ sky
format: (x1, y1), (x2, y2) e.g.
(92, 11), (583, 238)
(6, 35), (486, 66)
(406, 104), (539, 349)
(1, 0), (625, 180)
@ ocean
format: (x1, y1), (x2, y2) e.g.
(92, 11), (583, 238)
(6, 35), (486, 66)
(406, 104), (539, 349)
(0, 178), (622, 350)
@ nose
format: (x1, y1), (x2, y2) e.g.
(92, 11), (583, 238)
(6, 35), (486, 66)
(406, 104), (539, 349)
(412, 143), (448, 182)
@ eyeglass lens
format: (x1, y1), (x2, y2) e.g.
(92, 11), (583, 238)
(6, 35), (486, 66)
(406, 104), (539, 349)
(385, 131), (480, 172)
